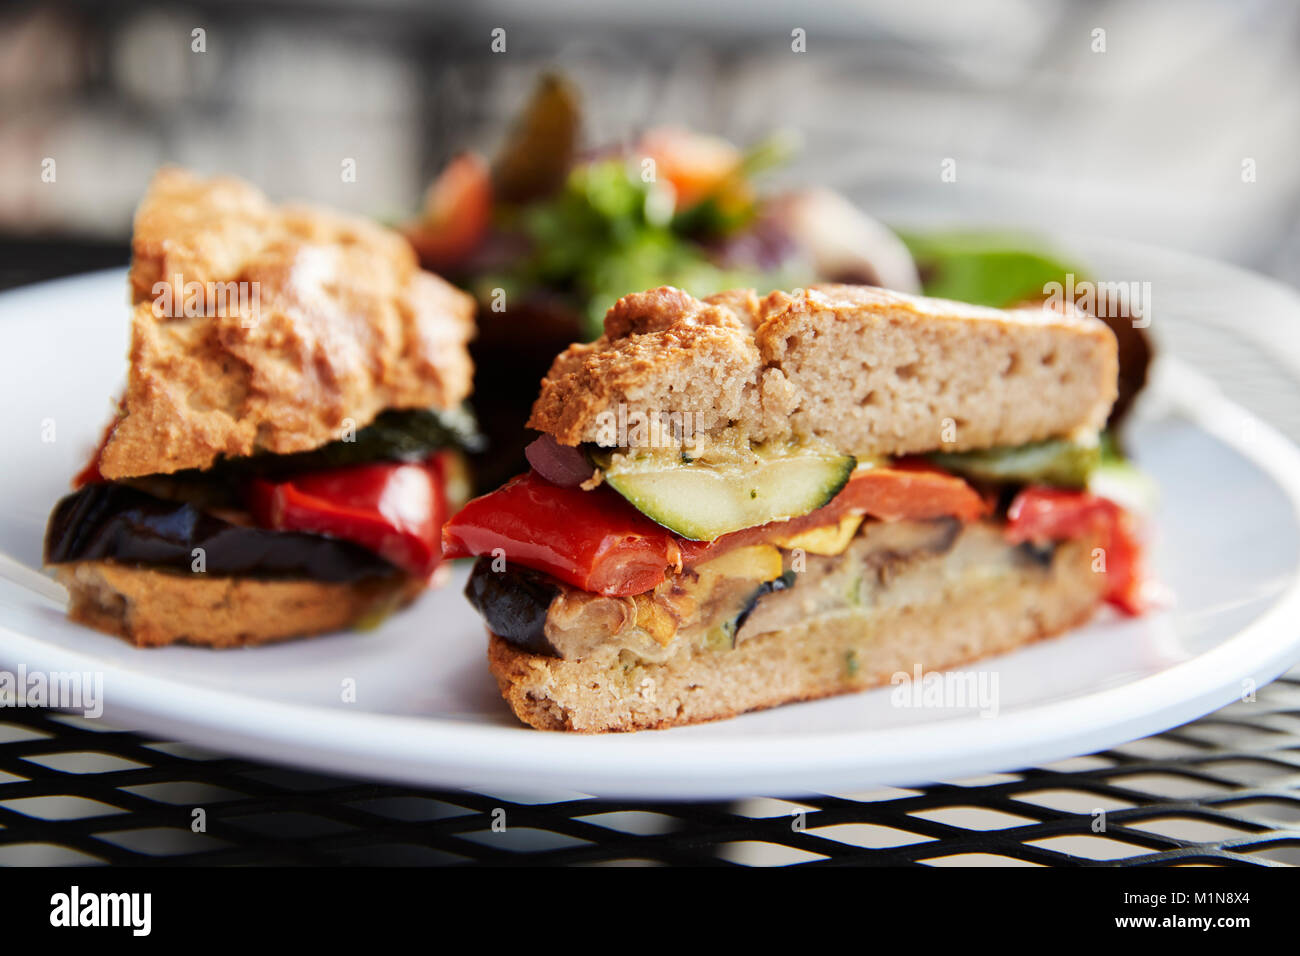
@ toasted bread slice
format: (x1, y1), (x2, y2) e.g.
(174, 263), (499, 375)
(487, 535), (1104, 732)
(99, 167), (475, 480)
(58, 562), (423, 648)
(529, 285), (1118, 456)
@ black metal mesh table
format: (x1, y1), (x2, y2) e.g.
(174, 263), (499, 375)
(2, 671), (1299, 866)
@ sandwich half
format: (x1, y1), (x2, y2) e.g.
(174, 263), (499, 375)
(44, 168), (477, 647)
(444, 285), (1146, 732)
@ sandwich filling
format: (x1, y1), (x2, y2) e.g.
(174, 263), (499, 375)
(445, 432), (1146, 664)
(46, 407), (480, 584)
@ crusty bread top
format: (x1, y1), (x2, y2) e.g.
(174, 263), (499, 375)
(528, 284), (1118, 456)
(98, 167), (475, 479)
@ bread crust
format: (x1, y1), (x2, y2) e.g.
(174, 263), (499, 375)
(528, 284), (1118, 455)
(57, 561), (423, 648)
(99, 167), (476, 479)
(486, 537), (1105, 732)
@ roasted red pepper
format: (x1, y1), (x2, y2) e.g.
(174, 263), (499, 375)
(823, 460), (988, 523)
(442, 471), (683, 597)
(1004, 486), (1145, 614)
(249, 459), (445, 579)
(443, 465), (988, 596)
(72, 417), (120, 488)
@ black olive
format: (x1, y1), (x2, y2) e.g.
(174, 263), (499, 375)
(1014, 540), (1059, 568)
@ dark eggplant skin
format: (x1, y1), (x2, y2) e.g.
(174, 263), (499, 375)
(464, 557), (563, 656)
(713, 570), (799, 648)
(733, 570), (796, 639)
(45, 483), (400, 582)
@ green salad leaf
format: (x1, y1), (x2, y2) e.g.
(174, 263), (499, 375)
(487, 160), (782, 339)
(899, 231), (1083, 308)
(124, 407), (484, 511)
(929, 437), (1101, 489)
(483, 130), (804, 340)
(226, 406), (483, 478)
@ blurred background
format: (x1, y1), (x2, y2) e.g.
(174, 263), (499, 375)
(2, 0), (1300, 288)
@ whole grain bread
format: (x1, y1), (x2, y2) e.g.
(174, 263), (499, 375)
(528, 284), (1118, 456)
(58, 561), (424, 648)
(487, 535), (1104, 732)
(99, 167), (476, 480)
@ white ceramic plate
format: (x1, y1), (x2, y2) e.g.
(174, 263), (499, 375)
(2, 245), (1300, 799)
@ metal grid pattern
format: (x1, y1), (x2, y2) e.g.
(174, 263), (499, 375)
(2, 671), (1298, 866)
